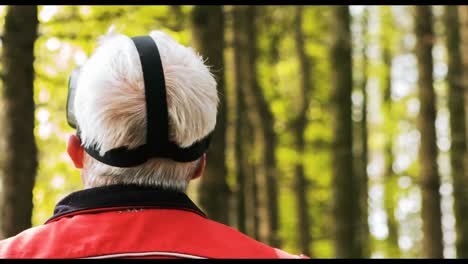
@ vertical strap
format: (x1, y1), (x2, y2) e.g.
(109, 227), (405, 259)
(131, 36), (169, 154)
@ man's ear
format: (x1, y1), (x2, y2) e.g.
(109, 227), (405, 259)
(67, 134), (84, 169)
(191, 153), (206, 180)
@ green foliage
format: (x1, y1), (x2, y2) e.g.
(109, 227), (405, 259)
(0, 4), (459, 258)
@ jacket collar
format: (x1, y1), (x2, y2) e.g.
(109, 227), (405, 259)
(46, 184), (206, 224)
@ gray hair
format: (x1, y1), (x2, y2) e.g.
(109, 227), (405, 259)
(74, 30), (218, 191)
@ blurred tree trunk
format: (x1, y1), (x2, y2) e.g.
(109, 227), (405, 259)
(246, 6), (280, 247)
(0, 5), (38, 238)
(191, 5), (231, 225)
(233, 7), (246, 233)
(380, 6), (400, 258)
(414, 5), (444, 258)
(459, 6), (468, 257)
(445, 5), (468, 258)
(460, 6), (468, 141)
(232, 5), (259, 239)
(232, 5), (280, 246)
(169, 5), (185, 31)
(293, 5), (312, 257)
(238, 92), (259, 239)
(234, 52), (247, 234)
(247, 133), (260, 240)
(357, 7), (370, 258)
(330, 5), (360, 258)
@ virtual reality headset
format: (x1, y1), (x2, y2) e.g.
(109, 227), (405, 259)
(66, 67), (80, 129)
(66, 36), (212, 168)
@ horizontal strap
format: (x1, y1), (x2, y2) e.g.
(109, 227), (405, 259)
(83, 144), (149, 168)
(151, 133), (212, 162)
(81, 133), (212, 168)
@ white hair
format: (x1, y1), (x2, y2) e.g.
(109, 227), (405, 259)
(74, 30), (218, 191)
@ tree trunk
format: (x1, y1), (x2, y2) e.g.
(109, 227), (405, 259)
(232, 5), (259, 239)
(235, 94), (259, 239)
(380, 6), (401, 258)
(445, 5), (468, 258)
(234, 65), (247, 233)
(330, 5), (360, 258)
(233, 8), (247, 233)
(0, 5), (38, 238)
(247, 129), (260, 241)
(358, 7), (370, 258)
(191, 5), (231, 225)
(414, 5), (444, 259)
(459, 6), (468, 142)
(232, 5), (280, 246)
(245, 6), (280, 247)
(293, 5), (312, 257)
(459, 9), (468, 222)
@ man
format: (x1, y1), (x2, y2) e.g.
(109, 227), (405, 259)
(0, 30), (307, 259)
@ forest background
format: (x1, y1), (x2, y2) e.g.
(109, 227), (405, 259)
(0, 5), (467, 259)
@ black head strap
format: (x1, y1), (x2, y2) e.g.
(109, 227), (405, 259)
(80, 36), (212, 167)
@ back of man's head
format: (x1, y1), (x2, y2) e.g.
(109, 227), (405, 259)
(73, 30), (218, 191)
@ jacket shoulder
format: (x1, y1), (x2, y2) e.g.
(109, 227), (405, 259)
(0, 224), (50, 258)
(0, 210), (308, 259)
(201, 218), (306, 258)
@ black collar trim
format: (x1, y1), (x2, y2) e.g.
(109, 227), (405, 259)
(46, 184), (206, 224)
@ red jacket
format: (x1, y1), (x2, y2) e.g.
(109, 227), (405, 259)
(0, 184), (307, 259)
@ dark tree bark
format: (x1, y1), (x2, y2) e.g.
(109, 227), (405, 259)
(246, 129), (260, 241)
(330, 5), (360, 258)
(235, 91), (247, 234)
(232, 5), (259, 239)
(245, 6), (280, 247)
(293, 5), (312, 257)
(0, 5), (39, 238)
(191, 5), (231, 225)
(232, 5), (280, 246)
(445, 5), (468, 258)
(358, 7), (370, 258)
(414, 5), (444, 258)
(233, 6), (247, 233)
(459, 8), (468, 257)
(380, 6), (400, 258)
(235, 85), (259, 238)
(460, 6), (468, 140)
